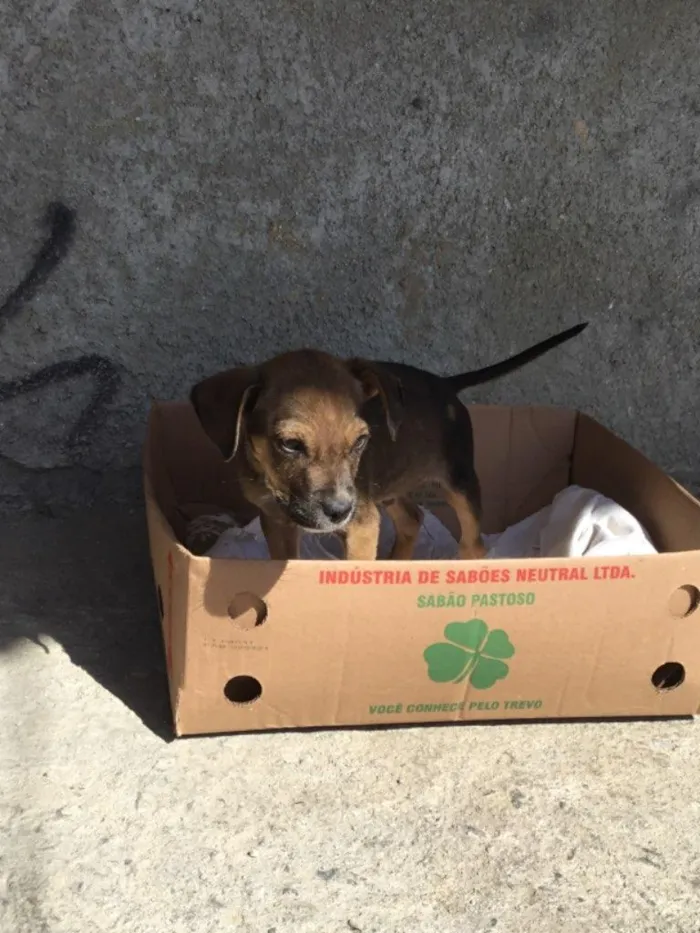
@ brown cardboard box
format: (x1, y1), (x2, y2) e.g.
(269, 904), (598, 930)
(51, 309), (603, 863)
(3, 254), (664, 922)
(144, 401), (700, 737)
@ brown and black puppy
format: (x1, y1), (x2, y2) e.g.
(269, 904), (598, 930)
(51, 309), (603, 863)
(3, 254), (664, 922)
(190, 323), (586, 560)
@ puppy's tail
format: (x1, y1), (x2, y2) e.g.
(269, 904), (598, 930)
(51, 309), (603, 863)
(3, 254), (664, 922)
(446, 322), (587, 393)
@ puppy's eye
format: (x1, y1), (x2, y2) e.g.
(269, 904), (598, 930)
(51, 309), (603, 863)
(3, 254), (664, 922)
(278, 437), (307, 456)
(352, 434), (370, 453)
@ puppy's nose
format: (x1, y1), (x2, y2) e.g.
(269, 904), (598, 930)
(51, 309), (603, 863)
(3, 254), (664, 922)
(320, 495), (354, 523)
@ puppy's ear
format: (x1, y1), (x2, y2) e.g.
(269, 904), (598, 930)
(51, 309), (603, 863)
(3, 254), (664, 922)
(189, 367), (261, 461)
(347, 359), (403, 441)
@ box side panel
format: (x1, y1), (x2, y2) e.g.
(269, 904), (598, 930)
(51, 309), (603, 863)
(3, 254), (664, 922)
(143, 474), (193, 734)
(144, 405), (189, 545)
(175, 557), (351, 735)
(469, 405), (577, 533)
(170, 554), (700, 735)
(572, 415), (700, 553)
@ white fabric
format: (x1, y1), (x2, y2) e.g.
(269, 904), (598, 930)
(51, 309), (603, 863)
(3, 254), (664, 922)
(482, 485), (657, 559)
(203, 485), (657, 560)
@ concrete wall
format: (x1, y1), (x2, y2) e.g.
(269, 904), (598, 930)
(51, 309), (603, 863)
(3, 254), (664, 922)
(1, 0), (699, 511)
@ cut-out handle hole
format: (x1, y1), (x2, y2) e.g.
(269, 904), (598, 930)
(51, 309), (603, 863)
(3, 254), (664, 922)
(651, 662), (685, 692)
(224, 675), (263, 705)
(227, 592), (267, 630)
(668, 585), (700, 618)
(157, 585), (164, 620)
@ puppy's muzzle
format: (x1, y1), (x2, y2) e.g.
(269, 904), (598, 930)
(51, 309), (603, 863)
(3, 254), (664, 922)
(319, 494), (354, 524)
(283, 490), (357, 532)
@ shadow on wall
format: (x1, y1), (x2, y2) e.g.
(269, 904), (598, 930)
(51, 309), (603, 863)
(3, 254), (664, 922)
(0, 204), (171, 739)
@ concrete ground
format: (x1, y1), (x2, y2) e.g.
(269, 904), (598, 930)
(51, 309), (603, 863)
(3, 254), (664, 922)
(1, 509), (699, 933)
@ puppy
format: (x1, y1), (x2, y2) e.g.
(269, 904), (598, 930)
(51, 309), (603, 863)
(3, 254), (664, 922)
(190, 323), (587, 560)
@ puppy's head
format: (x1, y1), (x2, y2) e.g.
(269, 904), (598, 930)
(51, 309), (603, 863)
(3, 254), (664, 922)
(190, 351), (402, 533)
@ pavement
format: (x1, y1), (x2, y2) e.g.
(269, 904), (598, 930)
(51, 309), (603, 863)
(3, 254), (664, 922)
(1, 508), (699, 933)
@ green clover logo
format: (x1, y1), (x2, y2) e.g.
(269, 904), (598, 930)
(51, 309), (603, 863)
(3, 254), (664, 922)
(423, 619), (515, 689)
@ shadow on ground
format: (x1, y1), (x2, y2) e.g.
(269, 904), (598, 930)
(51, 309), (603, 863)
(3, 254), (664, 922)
(0, 506), (173, 741)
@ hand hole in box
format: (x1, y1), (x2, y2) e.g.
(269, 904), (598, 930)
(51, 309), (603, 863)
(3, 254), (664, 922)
(651, 662), (685, 692)
(224, 675), (263, 705)
(227, 592), (267, 630)
(668, 585), (700, 618)
(157, 585), (164, 620)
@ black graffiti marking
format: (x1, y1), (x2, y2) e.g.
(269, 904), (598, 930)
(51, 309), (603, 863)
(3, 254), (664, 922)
(0, 355), (122, 451)
(0, 201), (76, 325)
(0, 201), (123, 458)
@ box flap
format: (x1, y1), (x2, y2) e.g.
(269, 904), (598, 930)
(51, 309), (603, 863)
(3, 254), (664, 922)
(147, 400), (577, 542)
(145, 401), (257, 539)
(572, 415), (700, 552)
(469, 405), (576, 532)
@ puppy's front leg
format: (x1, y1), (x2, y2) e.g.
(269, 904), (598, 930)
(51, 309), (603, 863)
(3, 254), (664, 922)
(445, 488), (487, 560)
(384, 497), (422, 560)
(344, 502), (381, 560)
(260, 513), (300, 559)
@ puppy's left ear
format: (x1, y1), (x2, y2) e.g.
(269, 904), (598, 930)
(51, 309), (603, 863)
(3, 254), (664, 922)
(189, 366), (261, 461)
(347, 359), (403, 441)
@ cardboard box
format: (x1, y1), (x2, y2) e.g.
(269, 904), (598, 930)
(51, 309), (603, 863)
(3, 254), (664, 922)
(144, 401), (700, 737)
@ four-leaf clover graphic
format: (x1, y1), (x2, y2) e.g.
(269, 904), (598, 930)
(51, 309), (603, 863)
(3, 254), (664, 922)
(423, 619), (515, 689)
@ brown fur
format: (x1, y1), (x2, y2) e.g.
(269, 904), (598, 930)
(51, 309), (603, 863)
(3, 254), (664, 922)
(190, 324), (587, 560)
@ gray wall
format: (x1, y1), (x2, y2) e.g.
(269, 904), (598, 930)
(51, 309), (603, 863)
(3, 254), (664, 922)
(1, 0), (699, 510)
